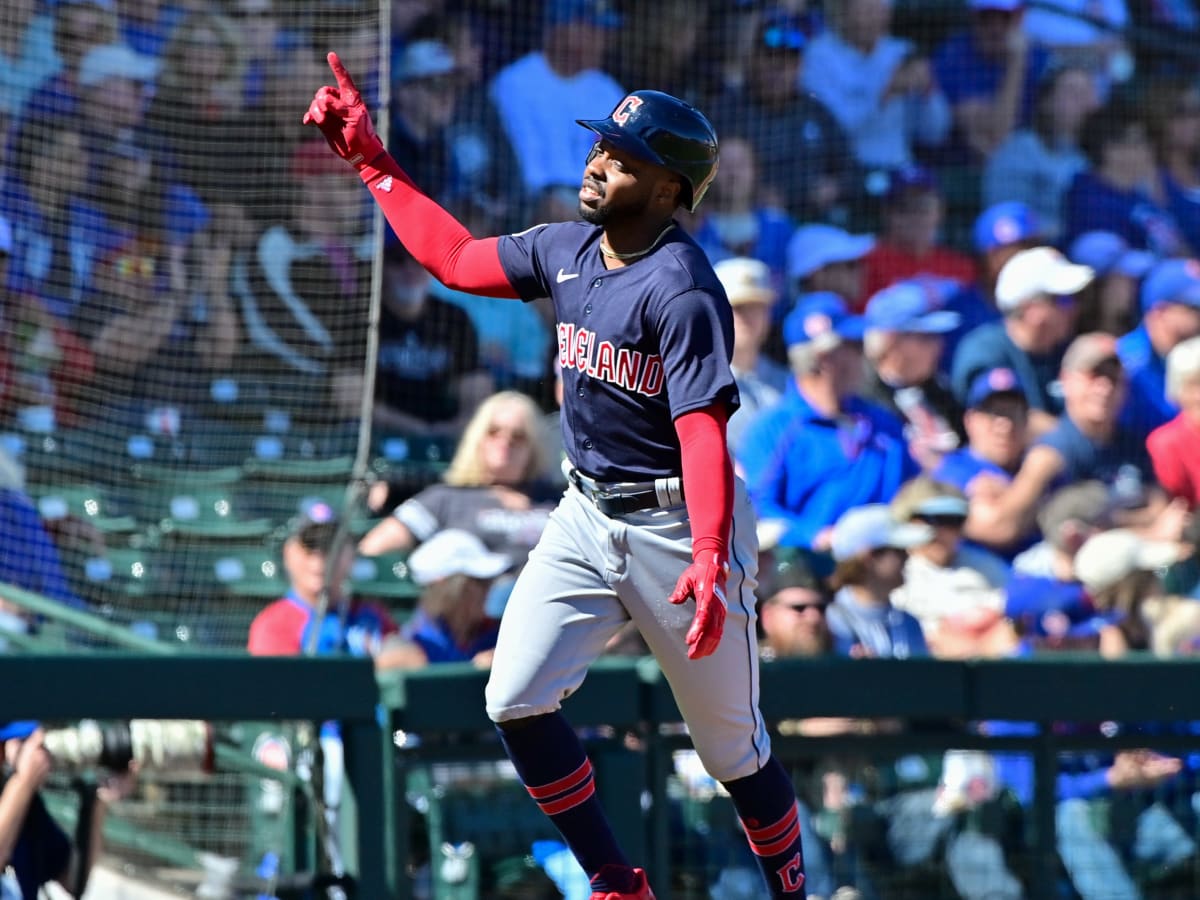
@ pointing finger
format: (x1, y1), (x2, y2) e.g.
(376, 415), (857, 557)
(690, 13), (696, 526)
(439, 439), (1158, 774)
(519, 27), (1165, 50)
(327, 51), (360, 104)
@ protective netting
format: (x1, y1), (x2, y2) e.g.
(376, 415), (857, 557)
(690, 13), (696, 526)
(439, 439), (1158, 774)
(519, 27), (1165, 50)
(6, 0), (1200, 898)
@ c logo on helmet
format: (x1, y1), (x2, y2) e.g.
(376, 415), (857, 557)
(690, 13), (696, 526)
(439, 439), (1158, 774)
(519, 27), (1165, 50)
(612, 95), (644, 126)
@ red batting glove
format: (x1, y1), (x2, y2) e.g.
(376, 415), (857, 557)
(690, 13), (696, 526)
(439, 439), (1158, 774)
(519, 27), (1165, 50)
(668, 550), (729, 660)
(302, 52), (385, 170)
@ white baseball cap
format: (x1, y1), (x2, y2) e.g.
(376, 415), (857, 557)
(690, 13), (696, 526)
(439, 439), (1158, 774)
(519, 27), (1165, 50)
(407, 529), (513, 586)
(830, 504), (933, 562)
(995, 247), (1094, 312)
(1073, 528), (1186, 594)
(714, 256), (776, 307)
(78, 43), (160, 89)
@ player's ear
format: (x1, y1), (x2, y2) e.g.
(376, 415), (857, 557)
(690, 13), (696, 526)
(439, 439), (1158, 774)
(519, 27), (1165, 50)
(655, 175), (684, 210)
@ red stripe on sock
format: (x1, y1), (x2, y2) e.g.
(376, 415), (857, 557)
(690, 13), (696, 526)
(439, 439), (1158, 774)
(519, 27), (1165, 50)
(743, 804), (798, 842)
(527, 760), (593, 800)
(538, 777), (596, 816)
(750, 820), (802, 858)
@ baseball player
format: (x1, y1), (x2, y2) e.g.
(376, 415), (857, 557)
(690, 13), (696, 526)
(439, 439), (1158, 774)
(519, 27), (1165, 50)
(304, 53), (807, 899)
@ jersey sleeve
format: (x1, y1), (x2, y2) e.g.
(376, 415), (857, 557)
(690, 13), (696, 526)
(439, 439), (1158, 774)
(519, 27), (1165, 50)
(496, 225), (554, 302)
(394, 485), (447, 542)
(653, 288), (740, 419)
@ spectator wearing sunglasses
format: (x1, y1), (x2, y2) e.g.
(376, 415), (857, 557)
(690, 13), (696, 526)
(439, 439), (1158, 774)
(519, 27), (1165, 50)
(888, 477), (1009, 649)
(825, 504), (930, 658)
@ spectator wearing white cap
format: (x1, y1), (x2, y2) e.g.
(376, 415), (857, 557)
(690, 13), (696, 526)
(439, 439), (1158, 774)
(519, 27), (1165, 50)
(971, 332), (1188, 549)
(952, 246), (1093, 437)
(378, 528), (514, 670)
(1074, 528), (1191, 654)
(1147, 335), (1200, 510)
(861, 278), (964, 470)
(888, 477), (1009, 646)
(931, 0), (1052, 162)
(713, 257), (789, 454)
(737, 294), (918, 552)
(825, 504), (930, 658)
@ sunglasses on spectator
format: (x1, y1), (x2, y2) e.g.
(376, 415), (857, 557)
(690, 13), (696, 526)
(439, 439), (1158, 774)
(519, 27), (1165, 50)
(913, 513), (968, 528)
(761, 25), (806, 52)
(781, 600), (829, 614)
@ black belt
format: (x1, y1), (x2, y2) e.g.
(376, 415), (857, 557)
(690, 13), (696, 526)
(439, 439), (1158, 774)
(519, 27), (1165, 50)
(567, 468), (683, 517)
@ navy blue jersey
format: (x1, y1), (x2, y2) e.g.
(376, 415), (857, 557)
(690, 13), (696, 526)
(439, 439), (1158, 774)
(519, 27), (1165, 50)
(497, 221), (739, 482)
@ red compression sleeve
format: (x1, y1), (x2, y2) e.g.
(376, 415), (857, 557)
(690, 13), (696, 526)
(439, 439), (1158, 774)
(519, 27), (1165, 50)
(675, 404), (734, 562)
(360, 154), (519, 298)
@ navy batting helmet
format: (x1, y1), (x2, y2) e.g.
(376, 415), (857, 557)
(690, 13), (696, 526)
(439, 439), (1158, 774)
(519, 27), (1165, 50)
(576, 91), (719, 213)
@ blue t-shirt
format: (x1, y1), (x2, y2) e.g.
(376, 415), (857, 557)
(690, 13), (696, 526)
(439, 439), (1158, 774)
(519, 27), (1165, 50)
(933, 448), (1012, 493)
(497, 221), (738, 482)
(941, 284), (1002, 375)
(826, 588), (928, 659)
(931, 31), (1049, 163)
(1117, 324), (1176, 440)
(400, 609), (500, 664)
(737, 383), (917, 548)
(951, 321), (1064, 415)
(0, 489), (82, 609)
(1062, 171), (1189, 256)
(1037, 416), (1155, 492)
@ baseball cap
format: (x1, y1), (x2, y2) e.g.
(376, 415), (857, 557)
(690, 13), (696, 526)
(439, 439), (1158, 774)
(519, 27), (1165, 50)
(0, 722), (41, 742)
(544, 0), (622, 28)
(1036, 480), (1113, 550)
(786, 224), (874, 282)
(0, 213), (11, 256)
(290, 500), (341, 554)
(830, 504), (933, 562)
(397, 39), (457, 82)
(1073, 528), (1186, 595)
(1139, 258), (1200, 312)
(864, 279), (962, 334)
(1060, 331), (1121, 374)
(1068, 231), (1155, 280)
(969, 0), (1024, 10)
(973, 202), (1041, 254)
(758, 9), (807, 52)
(994, 246), (1094, 312)
(884, 165), (939, 205)
(714, 256), (777, 307)
(79, 43), (160, 89)
(1004, 575), (1106, 639)
(783, 292), (866, 349)
(966, 367), (1026, 408)
(407, 529), (513, 586)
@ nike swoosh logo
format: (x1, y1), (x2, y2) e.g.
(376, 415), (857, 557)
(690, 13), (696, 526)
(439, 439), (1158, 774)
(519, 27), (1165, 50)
(556, 269), (580, 283)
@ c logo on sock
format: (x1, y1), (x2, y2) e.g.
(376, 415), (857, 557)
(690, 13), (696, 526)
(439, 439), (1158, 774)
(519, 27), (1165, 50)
(775, 853), (806, 893)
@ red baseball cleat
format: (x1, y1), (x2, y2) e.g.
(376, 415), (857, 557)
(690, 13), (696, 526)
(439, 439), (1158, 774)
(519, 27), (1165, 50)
(588, 867), (655, 900)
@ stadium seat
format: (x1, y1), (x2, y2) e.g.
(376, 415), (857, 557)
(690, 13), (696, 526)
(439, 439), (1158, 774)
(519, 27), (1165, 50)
(210, 548), (287, 599)
(350, 553), (420, 602)
(29, 483), (139, 535)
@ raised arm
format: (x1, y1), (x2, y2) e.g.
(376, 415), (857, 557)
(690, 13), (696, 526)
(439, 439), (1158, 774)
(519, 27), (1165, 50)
(303, 52), (519, 299)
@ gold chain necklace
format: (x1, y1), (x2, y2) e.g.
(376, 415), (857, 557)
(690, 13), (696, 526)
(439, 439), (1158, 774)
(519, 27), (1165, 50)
(599, 223), (676, 261)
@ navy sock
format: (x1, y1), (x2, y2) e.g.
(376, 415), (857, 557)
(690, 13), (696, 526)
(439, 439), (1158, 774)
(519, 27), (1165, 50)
(723, 756), (807, 896)
(496, 712), (635, 892)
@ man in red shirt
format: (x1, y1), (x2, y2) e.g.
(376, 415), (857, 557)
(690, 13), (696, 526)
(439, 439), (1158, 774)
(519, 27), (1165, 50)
(1148, 336), (1200, 509)
(860, 166), (976, 307)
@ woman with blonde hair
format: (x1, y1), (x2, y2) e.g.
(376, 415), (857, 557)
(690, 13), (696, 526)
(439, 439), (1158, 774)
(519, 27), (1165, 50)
(358, 391), (558, 565)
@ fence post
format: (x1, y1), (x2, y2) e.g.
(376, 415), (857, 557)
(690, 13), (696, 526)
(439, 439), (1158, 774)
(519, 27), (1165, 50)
(343, 712), (394, 897)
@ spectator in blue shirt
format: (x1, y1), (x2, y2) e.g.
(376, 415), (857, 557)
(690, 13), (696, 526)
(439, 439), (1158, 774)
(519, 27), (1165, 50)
(970, 333), (1185, 550)
(1062, 100), (1191, 257)
(952, 246), (1093, 437)
(935, 367), (1029, 496)
(737, 294), (917, 552)
(825, 504), (930, 658)
(931, 0), (1051, 162)
(1117, 258), (1200, 440)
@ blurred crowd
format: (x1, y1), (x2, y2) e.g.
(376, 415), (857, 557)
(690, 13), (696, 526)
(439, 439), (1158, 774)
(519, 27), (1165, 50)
(6, 0), (1200, 897)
